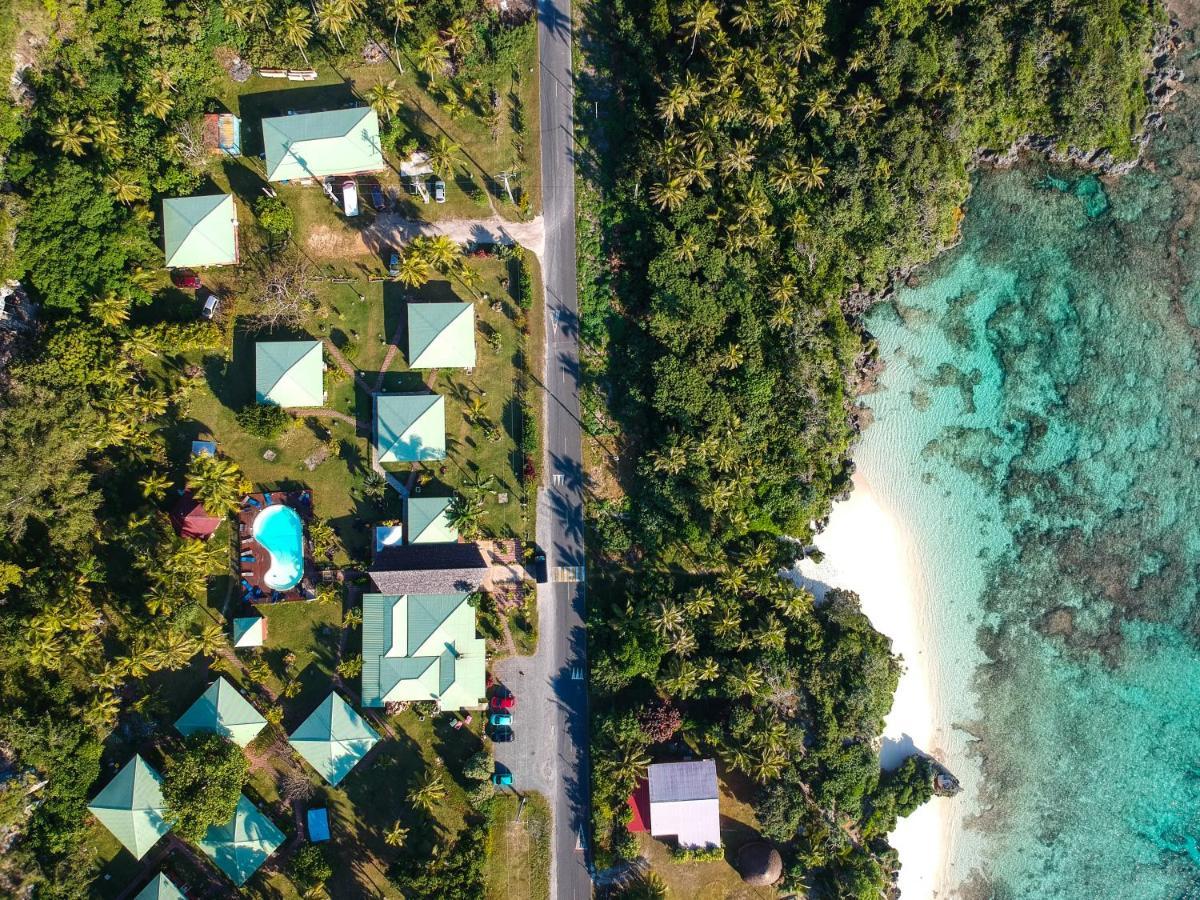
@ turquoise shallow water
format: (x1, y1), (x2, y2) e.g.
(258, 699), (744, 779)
(858, 102), (1200, 895)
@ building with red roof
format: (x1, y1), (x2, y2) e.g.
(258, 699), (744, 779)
(170, 490), (222, 540)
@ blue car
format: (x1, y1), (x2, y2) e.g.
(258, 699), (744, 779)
(489, 712), (513, 727)
(388, 251), (400, 278)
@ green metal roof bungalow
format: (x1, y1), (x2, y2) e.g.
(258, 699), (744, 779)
(175, 676), (267, 747)
(374, 393), (446, 463)
(407, 302), (477, 369)
(162, 194), (239, 268)
(288, 691), (380, 786)
(133, 873), (186, 900)
(405, 495), (458, 544)
(262, 108), (385, 182)
(361, 593), (486, 710)
(86, 755), (170, 860)
(255, 340), (324, 408)
(197, 794), (284, 886)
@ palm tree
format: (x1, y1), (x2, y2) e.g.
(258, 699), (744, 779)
(422, 233), (459, 269)
(196, 623), (225, 657)
(222, 0), (252, 27)
(139, 87), (174, 120)
(87, 115), (121, 155)
(414, 33), (449, 78)
(769, 156), (802, 194)
(721, 139), (756, 177)
(315, 0), (352, 50)
(385, 821), (409, 847)
(104, 172), (146, 205)
(48, 117), (91, 156)
(620, 871), (668, 900)
(653, 600), (684, 637)
(156, 630), (198, 669)
(366, 79), (402, 122)
(280, 5), (314, 67)
(426, 135), (461, 176)
(187, 454), (248, 516)
(805, 87), (835, 120)
(91, 292), (131, 326)
(465, 394), (487, 424)
(444, 17), (474, 60)
(445, 494), (483, 539)
(139, 472), (173, 501)
(385, 0), (414, 55)
(116, 644), (159, 679)
(798, 156), (829, 191)
(396, 251), (431, 287)
(649, 177), (687, 212)
(682, 0), (720, 56)
(730, 1), (760, 33)
(408, 771), (446, 813)
(27, 631), (65, 670)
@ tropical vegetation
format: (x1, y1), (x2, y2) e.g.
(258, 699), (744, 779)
(577, 0), (1161, 892)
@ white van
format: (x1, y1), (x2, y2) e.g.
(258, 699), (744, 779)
(342, 180), (360, 217)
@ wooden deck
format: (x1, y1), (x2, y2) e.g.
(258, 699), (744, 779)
(236, 490), (315, 603)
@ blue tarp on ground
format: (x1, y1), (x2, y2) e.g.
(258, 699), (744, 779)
(307, 808), (330, 842)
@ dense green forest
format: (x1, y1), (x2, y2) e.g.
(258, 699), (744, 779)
(0, 0), (529, 895)
(578, 0), (1160, 893)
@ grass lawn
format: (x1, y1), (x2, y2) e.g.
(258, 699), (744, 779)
(486, 792), (551, 900)
(635, 769), (779, 900)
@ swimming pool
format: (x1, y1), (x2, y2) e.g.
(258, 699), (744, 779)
(252, 504), (304, 591)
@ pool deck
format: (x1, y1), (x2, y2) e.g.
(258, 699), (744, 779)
(236, 490), (316, 603)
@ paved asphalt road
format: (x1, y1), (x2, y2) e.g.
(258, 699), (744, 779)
(535, 0), (592, 895)
(493, 2), (592, 899)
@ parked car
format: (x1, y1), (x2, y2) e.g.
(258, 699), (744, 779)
(490, 726), (514, 743)
(201, 292), (220, 320)
(342, 180), (359, 217)
(489, 712), (513, 727)
(532, 550), (548, 584)
(369, 182), (386, 210)
(388, 251), (400, 278)
(434, 179), (446, 203)
(490, 694), (515, 712)
(492, 772), (513, 786)
(172, 269), (201, 290)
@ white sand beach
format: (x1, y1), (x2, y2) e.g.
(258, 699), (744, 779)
(794, 473), (951, 899)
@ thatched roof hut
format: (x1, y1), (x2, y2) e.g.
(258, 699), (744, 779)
(737, 841), (782, 886)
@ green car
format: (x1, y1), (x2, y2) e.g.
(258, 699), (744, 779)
(489, 712), (513, 727)
(492, 772), (513, 786)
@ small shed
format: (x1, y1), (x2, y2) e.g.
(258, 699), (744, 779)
(232, 615), (265, 648)
(170, 490), (222, 540)
(307, 807), (330, 842)
(647, 759), (721, 849)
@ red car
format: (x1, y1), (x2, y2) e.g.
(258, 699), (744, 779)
(490, 694), (515, 712)
(172, 270), (201, 290)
